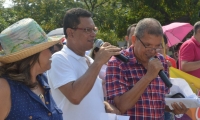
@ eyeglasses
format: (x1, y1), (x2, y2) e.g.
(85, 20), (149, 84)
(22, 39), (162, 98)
(49, 46), (55, 54)
(71, 27), (98, 34)
(136, 36), (163, 53)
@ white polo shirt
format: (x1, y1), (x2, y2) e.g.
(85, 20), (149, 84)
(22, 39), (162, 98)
(47, 45), (105, 120)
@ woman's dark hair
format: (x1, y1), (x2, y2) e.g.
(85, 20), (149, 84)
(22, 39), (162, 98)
(0, 52), (40, 88)
(174, 42), (183, 52)
(63, 8), (92, 38)
(54, 43), (63, 51)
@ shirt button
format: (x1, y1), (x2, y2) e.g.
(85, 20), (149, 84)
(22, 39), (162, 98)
(46, 101), (49, 104)
(29, 116), (32, 119)
(43, 86), (46, 88)
(48, 112), (52, 116)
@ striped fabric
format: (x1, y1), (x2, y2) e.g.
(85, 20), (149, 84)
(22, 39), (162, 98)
(106, 46), (169, 120)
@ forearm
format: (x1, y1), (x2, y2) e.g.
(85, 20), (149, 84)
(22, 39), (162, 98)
(60, 61), (103, 104)
(181, 60), (200, 72)
(114, 75), (152, 114)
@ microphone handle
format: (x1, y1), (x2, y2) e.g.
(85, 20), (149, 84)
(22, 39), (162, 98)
(158, 70), (172, 88)
(115, 54), (129, 63)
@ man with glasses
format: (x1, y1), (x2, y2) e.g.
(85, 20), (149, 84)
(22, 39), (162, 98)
(106, 18), (188, 120)
(47, 8), (121, 120)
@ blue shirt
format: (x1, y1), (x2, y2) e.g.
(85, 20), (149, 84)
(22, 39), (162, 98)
(5, 74), (63, 120)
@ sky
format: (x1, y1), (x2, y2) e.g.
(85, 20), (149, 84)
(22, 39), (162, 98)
(3, 0), (13, 8)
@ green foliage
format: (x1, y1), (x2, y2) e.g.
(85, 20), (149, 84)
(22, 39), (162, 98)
(96, 30), (121, 46)
(1, 0), (200, 45)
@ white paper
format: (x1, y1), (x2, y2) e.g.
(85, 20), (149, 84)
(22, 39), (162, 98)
(100, 113), (116, 120)
(167, 78), (196, 98)
(165, 97), (200, 109)
(165, 78), (200, 109)
(116, 115), (130, 120)
(99, 113), (130, 120)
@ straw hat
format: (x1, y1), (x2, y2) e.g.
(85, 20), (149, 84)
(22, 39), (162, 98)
(0, 18), (64, 64)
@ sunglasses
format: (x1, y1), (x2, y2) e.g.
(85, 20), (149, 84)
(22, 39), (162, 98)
(49, 46), (55, 54)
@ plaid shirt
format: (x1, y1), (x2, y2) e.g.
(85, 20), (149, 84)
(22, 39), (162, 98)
(106, 46), (169, 120)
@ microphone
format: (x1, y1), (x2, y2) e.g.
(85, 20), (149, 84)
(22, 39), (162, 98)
(149, 57), (172, 88)
(95, 39), (129, 63)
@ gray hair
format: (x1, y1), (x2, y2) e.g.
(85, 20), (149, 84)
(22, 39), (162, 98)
(134, 18), (163, 38)
(193, 21), (200, 35)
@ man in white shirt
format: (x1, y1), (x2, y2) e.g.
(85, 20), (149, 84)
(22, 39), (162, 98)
(47, 8), (121, 120)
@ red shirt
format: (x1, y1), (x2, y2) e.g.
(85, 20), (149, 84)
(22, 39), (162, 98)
(179, 36), (200, 78)
(106, 47), (169, 120)
(165, 55), (177, 68)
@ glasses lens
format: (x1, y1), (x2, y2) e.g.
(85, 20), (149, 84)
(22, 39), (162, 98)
(156, 48), (162, 52)
(145, 48), (153, 52)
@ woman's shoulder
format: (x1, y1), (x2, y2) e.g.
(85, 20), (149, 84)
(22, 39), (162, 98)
(0, 78), (10, 95)
(0, 78), (11, 120)
(0, 77), (10, 89)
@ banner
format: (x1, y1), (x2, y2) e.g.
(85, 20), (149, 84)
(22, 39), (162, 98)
(169, 67), (200, 120)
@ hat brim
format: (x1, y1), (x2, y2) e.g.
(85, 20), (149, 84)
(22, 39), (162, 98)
(0, 36), (63, 64)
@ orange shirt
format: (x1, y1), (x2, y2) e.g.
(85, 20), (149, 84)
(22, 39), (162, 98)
(165, 55), (177, 68)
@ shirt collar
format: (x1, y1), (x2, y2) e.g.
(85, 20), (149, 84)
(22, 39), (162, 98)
(61, 45), (84, 60)
(37, 74), (50, 90)
(128, 46), (141, 64)
(191, 36), (200, 47)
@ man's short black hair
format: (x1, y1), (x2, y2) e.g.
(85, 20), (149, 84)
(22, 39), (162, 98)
(63, 8), (92, 38)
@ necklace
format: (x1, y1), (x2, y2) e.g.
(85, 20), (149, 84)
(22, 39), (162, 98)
(38, 94), (44, 99)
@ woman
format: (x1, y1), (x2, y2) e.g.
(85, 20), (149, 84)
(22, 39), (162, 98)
(0, 18), (63, 120)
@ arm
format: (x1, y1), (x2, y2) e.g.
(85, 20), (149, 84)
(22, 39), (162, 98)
(181, 60), (200, 72)
(179, 42), (200, 71)
(58, 43), (121, 105)
(0, 78), (11, 120)
(113, 75), (153, 114)
(59, 61), (102, 104)
(108, 58), (164, 114)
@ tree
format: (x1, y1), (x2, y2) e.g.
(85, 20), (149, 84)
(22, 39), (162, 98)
(1, 0), (200, 45)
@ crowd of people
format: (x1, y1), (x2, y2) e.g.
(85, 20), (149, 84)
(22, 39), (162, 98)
(0, 7), (199, 120)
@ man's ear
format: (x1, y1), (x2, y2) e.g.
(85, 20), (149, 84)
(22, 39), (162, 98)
(125, 36), (129, 41)
(66, 28), (73, 38)
(131, 35), (136, 45)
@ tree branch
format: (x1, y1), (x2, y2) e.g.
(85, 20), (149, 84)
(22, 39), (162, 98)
(83, 0), (90, 10)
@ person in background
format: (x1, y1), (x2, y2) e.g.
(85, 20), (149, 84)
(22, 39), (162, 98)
(89, 39), (107, 98)
(159, 34), (177, 68)
(179, 21), (200, 78)
(47, 8), (121, 120)
(0, 18), (63, 120)
(54, 42), (63, 52)
(106, 18), (188, 120)
(125, 23), (137, 48)
(174, 42), (183, 69)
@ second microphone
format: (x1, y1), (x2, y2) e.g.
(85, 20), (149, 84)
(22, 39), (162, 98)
(93, 39), (129, 63)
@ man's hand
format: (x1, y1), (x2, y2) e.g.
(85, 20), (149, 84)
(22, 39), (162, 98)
(94, 42), (121, 65)
(171, 102), (188, 115)
(104, 101), (121, 115)
(146, 58), (164, 80)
